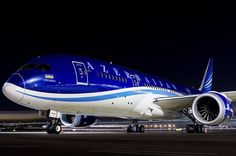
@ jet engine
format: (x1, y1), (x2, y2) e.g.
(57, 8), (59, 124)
(192, 91), (234, 125)
(60, 114), (96, 128)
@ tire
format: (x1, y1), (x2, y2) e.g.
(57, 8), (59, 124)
(134, 125), (139, 132)
(139, 125), (145, 133)
(195, 125), (204, 133)
(186, 124), (195, 133)
(46, 124), (54, 134)
(127, 125), (133, 133)
(53, 124), (62, 134)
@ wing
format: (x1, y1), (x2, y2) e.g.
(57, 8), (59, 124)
(223, 91), (236, 102)
(154, 91), (236, 112)
(153, 95), (199, 111)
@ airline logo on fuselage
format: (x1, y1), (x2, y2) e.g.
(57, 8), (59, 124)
(86, 61), (133, 79)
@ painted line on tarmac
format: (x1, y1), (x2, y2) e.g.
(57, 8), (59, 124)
(89, 149), (218, 156)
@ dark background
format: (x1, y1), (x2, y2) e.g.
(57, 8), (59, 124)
(1, 2), (236, 109)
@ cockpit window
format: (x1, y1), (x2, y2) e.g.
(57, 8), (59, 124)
(37, 64), (51, 71)
(21, 63), (51, 71)
(21, 63), (38, 70)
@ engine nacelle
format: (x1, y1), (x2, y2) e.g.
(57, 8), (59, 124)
(60, 114), (96, 128)
(192, 91), (234, 125)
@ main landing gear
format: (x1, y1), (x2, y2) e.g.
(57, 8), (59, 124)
(127, 120), (145, 133)
(182, 109), (205, 133)
(185, 124), (204, 133)
(46, 118), (62, 134)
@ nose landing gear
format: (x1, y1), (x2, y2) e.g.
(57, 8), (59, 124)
(46, 119), (62, 134)
(45, 110), (62, 134)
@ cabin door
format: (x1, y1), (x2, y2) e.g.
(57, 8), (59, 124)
(72, 61), (88, 85)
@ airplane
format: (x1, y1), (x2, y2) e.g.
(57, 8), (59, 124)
(2, 54), (236, 134)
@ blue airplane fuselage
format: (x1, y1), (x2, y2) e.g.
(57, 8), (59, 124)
(9, 55), (201, 96)
(2, 54), (206, 120)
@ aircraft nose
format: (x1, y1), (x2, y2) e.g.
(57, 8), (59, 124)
(2, 73), (25, 102)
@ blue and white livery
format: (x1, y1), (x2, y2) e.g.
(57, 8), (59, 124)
(2, 55), (236, 134)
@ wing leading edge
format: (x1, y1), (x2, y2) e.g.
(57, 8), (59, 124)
(154, 91), (236, 112)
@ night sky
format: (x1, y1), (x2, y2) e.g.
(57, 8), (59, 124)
(1, 3), (236, 109)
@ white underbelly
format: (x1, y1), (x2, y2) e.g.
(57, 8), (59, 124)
(17, 86), (183, 120)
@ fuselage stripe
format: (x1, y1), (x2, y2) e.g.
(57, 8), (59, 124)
(17, 89), (180, 102)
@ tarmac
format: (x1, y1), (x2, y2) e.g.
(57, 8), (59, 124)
(0, 130), (236, 156)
